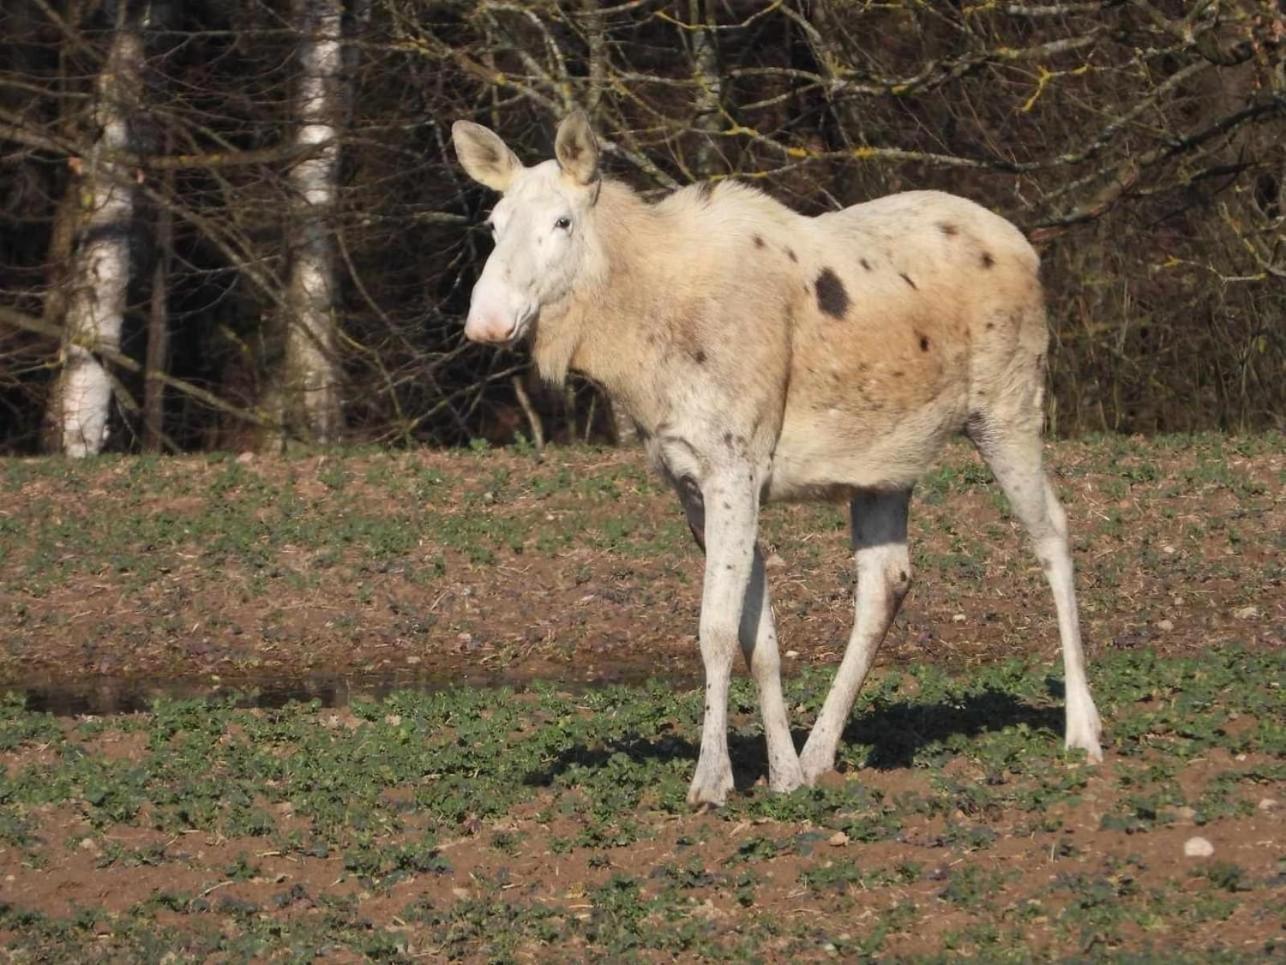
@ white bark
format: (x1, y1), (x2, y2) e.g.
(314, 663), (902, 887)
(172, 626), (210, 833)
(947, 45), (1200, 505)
(689, 0), (722, 178)
(283, 0), (345, 442)
(53, 13), (143, 457)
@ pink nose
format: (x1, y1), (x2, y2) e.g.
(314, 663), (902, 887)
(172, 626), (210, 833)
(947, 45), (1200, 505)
(464, 314), (514, 344)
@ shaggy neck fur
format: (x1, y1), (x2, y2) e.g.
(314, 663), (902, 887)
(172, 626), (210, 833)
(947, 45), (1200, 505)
(530, 179), (677, 424)
(529, 177), (800, 432)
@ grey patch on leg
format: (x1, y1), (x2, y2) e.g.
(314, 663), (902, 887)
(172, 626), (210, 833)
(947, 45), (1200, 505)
(800, 487), (913, 782)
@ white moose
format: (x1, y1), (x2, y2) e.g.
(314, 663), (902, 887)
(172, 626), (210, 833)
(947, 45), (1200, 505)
(452, 113), (1103, 807)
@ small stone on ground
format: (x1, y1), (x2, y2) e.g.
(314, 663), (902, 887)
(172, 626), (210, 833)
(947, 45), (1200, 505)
(1184, 836), (1214, 858)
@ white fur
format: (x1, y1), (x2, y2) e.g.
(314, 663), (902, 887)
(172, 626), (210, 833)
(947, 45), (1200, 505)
(453, 116), (1104, 806)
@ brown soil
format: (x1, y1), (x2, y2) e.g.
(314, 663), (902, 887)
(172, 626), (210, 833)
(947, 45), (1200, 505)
(1, 439), (1281, 696)
(0, 439), (1281, 957)
(1, 721), (1280, 959)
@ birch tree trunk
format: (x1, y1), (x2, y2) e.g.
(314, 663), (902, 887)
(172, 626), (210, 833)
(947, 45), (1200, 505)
(688, 0), (723, 178)
(281, 0), (345, 443)
(48, 6), (143, 457)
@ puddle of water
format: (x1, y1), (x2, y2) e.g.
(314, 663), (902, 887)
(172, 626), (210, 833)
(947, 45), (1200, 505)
(16, 664), (699, 717)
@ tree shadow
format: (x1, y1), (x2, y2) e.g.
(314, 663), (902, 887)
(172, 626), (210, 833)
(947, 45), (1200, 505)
(523, 687), (1064, 788)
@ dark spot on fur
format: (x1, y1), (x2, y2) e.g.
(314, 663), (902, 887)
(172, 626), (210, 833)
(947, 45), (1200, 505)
(939, 222), (958, 237)
(981, 251), (995, 268)
(892, 370), (904, 378)
(899, 272), (917, 290)
(723, 431), (734, 447)
(985, 321), (994, 331)
(786, 247), (797, 262)
(814, 268), (849, 319)
(859, 258), (871, 271)
(693, 349), (707, 364)
(898, 570), (909, 583)
(753, 234), (764, 248)
(919, 335), (930, 352)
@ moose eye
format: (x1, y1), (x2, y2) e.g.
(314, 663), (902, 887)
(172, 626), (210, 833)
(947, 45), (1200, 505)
(554, 216), (571, 231)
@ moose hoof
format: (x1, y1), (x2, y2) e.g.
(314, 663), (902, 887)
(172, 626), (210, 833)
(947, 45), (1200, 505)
(1065, 728), (1104, 763)
(687, 763), (734, 808)
(768, 761), (806, 795)
(798, 748), (836, 786)
(1065, 700), (1103, 763)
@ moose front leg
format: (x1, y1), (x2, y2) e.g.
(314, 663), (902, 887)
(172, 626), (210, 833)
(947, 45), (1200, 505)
(682, 487), (804, 796)
(686, 468), (761, 807)
(739, 548), (806, 792)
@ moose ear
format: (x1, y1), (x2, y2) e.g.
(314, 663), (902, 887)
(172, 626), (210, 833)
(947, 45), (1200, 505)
(554, 111), (599, 186)
(452, 120), (522, 192)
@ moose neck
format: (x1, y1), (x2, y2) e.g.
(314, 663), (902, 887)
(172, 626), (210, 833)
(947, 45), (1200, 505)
(530, 180), (677, 427)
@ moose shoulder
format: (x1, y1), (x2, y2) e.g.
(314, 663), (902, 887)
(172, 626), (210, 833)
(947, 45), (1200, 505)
(453, 112), (1102, 807)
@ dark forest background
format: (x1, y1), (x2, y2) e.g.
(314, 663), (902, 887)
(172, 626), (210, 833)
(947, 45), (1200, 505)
(1, 0), (1282, 455)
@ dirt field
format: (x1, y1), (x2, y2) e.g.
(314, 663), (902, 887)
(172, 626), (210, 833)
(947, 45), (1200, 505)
(0, 434), (1282, 958)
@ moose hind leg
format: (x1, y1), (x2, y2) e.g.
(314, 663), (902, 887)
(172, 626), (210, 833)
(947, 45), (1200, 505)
(970, 422), (1103, 761)
(799, 488), (912, 783)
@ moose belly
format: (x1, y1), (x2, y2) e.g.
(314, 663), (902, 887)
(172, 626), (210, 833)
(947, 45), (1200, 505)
(766, 387), (967, 502)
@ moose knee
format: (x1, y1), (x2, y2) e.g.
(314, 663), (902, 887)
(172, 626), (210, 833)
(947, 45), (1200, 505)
(699, 614), (741, 658)
(1043, 483), (1069, 541)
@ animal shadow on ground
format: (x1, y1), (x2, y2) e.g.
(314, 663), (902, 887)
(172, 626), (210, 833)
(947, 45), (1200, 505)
(839, 686), (1064, 771)
(523, 686), (1064, 790)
